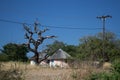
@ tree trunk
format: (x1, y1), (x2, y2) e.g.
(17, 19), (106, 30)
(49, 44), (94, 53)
(34, 52), (39, 64)
(104, 52), (109, 62)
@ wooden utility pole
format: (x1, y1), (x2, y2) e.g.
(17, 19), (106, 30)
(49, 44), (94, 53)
(97, 15), (112, 62)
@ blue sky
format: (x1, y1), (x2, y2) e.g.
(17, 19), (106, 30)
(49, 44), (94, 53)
(0, 0), (120, 51)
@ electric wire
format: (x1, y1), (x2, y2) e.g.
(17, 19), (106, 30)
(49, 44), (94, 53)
(0, 19), (102, 30)
(41, 25), (102, 30)
(0, 19), (23, 24)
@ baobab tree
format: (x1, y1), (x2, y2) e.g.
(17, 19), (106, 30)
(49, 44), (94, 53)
(23, 21), (56, 64)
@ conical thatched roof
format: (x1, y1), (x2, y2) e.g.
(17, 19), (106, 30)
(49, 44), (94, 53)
(48, 49), (72, 59)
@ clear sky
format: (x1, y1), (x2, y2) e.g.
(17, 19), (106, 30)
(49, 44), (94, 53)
(0, 0), (120, 50)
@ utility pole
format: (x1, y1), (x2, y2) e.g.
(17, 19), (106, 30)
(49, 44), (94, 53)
(97, 15), (112, 62)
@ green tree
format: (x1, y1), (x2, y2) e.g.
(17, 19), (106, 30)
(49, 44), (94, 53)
(46, 40), (66, 55)
(78, 32), (120, 62)
(0, 53), (8, 61)
(1, 43), (28, 61)
(63, 45), (78, 58)
(46, 40), (78, 58)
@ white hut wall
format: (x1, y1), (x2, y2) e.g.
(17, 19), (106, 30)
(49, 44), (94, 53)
(53, 59), (69, 68)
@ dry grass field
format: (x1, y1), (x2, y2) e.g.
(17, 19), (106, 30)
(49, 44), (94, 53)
(0, 61), (108, 80)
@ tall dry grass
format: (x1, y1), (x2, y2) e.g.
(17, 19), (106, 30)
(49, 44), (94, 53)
(0, 61), (109, 80)
(0, 61), (25, 80)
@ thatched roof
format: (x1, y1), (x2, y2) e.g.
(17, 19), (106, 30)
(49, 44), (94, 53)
(48, 49), (72, 59)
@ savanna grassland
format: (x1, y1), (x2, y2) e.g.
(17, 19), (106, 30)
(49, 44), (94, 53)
(0, 61), (110, 80)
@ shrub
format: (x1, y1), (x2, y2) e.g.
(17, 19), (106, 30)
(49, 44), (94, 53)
(86, 61), (120, 80)
(112, 59), (120, 74)
(87, 72), (106, 80)
(0, 53), (9, 61)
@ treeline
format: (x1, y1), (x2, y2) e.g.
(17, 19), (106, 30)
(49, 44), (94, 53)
(0, 43), (28, 62)
(46, 32), (120, 62)
(0, 32), (120, 62)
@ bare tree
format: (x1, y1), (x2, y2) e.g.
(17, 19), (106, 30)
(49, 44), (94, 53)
(23, 21), (56, 64)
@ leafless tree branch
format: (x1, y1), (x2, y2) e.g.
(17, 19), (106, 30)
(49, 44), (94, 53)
(23, 21), (56, 64)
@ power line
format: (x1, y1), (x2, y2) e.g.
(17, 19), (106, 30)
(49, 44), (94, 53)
(0, 19), (33, 26)
(41, 25), (102, 30)
(0, 19), (24, 24)
(0, 18), (102, 30)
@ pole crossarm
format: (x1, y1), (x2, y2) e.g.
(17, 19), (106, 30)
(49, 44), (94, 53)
(96, 15), (112, 19)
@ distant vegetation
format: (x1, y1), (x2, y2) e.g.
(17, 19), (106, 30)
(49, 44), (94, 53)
(46, 32), (120, 63)
(0, 43), (28, 62)
(0, 31), (120, 63)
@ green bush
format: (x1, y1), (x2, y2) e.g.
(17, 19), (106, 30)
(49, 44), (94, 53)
(112, 59), (120, 74)
(87, 72), (109, 80)
(87, 72), (120, 80)
(86, 61), (120, 80)
(0, 53), (9, 61)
